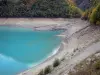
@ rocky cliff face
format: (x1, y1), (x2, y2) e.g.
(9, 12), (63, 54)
(73, 0), (100, 10)
(73, 0), (91, 10)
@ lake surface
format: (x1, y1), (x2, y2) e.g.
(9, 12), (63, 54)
(0, 26), (62, 75)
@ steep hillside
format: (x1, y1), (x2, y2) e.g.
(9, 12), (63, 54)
(20, 0), (36, 7)
(80, 0), (100, 25)
(0, 0), (82, 17)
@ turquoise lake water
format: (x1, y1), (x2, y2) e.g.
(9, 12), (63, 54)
(0, 26), (62, 75)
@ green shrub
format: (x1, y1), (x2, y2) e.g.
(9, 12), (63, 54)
(81, 10), (90, 20)
(81, 8), (93, 20)
(94, 60), (100, 70)
(61, 57), (65, 61)
(81, 12), (88, 20)
(90, 4), (100, 25)
(53, 59), (60, 67)
(44, 65), (52, 74)
(69, 5), (83, 18)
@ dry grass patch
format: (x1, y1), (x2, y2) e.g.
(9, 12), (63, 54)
(69, 54), (100, 75)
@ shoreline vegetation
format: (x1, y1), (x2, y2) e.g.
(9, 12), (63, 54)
(81, 0), (100, 25)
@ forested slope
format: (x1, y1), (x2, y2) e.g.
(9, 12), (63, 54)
(0, 0), (82, 17)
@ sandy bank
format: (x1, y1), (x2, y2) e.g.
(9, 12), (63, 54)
(0, 18), (69, 31)
(14, 18), (100, 75)
(1, 18), (96, 75)
(0, 18), (87, 31)
(2, 18), (88, 75)
(47, 25), (100, 75)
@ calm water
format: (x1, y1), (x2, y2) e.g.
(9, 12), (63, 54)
(0, 26), (62, 75)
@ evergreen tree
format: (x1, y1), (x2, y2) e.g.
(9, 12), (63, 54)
(0, 0), (82, 17)
(31, 0), (70, 17)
